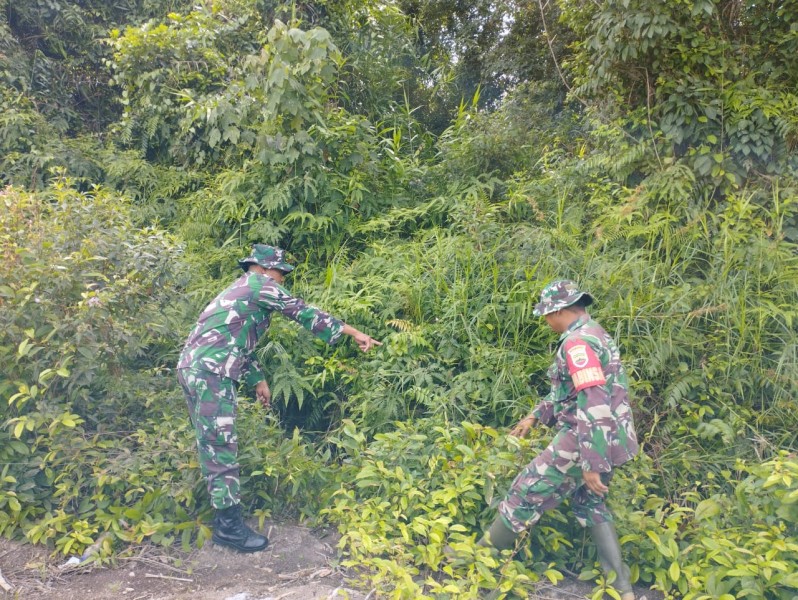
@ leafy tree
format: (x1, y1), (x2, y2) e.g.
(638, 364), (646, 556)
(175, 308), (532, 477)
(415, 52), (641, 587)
(561, 0), (798, 195)
(0, 0), (194, 187)
(397, 0), (576, 124)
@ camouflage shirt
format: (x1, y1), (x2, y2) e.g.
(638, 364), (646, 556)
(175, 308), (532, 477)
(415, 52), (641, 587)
(177, 272), (344, 386)
(532, 314), (639, 473)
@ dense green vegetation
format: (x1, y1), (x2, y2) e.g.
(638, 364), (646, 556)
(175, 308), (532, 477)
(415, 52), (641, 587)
(1, 0), (797, 598)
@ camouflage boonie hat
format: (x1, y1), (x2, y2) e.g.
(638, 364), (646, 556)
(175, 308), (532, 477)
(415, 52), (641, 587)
(238, 244), (295, 273)
(533, 280), (593, 316)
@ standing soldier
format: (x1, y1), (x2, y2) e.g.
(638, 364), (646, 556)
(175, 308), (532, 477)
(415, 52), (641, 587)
(177, 244), (381, 553)
(475, 280), (638, 600)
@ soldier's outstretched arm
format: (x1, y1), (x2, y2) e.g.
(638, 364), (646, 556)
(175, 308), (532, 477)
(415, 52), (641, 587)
(257, 284), (346, 344)
(341, 324), (382, 352)
(256, 281), (381, 350)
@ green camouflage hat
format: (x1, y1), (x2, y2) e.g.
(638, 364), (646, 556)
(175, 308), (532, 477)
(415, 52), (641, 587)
(238, 244), (295, 273)
(533, 280), (593, 316)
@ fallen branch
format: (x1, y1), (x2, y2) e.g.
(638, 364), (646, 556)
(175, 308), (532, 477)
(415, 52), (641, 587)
(118, 555), (191, 575)
(0, 567), (13, 592)
(277, 566), (319, 581)
(144, 572), (193, 583)
(310, 567), (332, 579)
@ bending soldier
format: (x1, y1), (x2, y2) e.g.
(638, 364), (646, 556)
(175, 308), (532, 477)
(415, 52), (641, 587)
(177, 244), (381, 553)
(478, 280), (639, 599)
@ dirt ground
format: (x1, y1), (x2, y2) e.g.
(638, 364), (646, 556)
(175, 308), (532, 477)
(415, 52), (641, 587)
(0, 520), (660, 600)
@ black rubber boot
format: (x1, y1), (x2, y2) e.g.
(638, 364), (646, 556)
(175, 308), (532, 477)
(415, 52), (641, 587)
(477, 516), (519, 551)
(478, 519), (523, 600)
(212, 504), (269, 553)
(443, 517), (520, 564)
(590, 522), (634, 600)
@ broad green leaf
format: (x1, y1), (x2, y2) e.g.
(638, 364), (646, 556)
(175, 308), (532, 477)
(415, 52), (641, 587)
(695, 498), (721, 521)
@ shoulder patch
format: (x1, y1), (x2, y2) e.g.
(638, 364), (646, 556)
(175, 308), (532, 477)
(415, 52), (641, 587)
(567, 344), (590, 368)
(563, 339), (606, 391)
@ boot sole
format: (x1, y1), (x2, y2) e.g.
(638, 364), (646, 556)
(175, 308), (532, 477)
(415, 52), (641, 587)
(212, 535), (269, 553)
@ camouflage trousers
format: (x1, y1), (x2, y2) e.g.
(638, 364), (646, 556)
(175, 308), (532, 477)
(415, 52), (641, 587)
(498, 427), (614, 533)
(177, 367), (240, 509)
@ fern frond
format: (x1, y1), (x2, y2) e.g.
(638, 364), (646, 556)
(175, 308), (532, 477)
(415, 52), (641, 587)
(387, 319), (415, 332)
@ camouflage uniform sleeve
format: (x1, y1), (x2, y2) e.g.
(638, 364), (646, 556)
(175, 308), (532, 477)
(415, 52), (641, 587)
(563, 338), (613, 473)
(531, 394), (556, 427)
(240, 356), (266, 388)
(258, 282), (345, 344)
(531, 362), (560, 427)
(575, 387), (613, 472)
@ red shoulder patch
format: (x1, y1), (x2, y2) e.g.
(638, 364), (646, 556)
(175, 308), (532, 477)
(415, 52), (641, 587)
(563, 339), (606, 391)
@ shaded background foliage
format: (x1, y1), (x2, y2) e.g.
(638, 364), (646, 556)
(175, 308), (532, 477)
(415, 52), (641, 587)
(1, 0), (797, 598)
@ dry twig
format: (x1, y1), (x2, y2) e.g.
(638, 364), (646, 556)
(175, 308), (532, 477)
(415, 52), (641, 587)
(143, 572), (193, 583)
(0, 567), (13, 592)
(277, 566), (321, 581)
(118, 555), (191, 575)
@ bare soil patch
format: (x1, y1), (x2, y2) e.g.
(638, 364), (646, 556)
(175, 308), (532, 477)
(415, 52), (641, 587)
(0, 520), (659, 600)
(0, 521), (364, 600)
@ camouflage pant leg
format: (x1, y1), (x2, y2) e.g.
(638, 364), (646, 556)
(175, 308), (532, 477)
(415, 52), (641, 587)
(177, 368), (240, 509)
(498, 427), (613, 533)
(571, 471), (614, 528)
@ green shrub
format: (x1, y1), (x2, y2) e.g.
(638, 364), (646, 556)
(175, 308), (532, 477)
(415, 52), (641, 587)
(610, 453), (798, 599)
(321, 419), (569, 598)
(0, 182), (196, 551)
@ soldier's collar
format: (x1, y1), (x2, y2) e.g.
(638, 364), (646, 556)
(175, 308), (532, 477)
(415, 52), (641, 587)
(557, 313), (591, 342)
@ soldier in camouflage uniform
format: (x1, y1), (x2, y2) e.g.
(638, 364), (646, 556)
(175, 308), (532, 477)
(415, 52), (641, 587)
(177, 244), (381, 553)
(476, 281), (638, 600)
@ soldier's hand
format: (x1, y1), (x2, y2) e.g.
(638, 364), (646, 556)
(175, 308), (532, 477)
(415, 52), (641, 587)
(509, 415), (537, 438)
(255, 380), (271, 408)
(582, 470), (609, 497)
(352, 330), (382, 353)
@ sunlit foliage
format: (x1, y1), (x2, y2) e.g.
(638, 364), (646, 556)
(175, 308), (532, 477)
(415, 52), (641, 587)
(1, 0), (797, 597)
